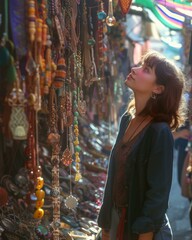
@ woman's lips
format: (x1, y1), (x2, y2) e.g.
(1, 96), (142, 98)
(127, 74), (134, 81)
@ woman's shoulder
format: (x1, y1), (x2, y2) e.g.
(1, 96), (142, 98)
(150, 121), (170, 130)
(148, 121), (173, 138)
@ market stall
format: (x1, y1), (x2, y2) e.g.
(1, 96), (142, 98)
(0, 0), (132, 239)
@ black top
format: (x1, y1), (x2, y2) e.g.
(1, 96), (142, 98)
(97, 112), (174, 239)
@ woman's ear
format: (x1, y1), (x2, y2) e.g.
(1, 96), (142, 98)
(153, 85), (165, 95)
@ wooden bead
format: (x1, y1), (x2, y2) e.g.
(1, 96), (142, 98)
(53, 58), (66, 89)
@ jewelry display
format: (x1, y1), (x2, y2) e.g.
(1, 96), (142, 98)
(0, 0), (135, 239)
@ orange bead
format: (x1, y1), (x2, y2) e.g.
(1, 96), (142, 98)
(35, 189), (45, 200)
(35, 177), (44, 190)
(28, 8), (35, 16)
(53, 58), (66, 88)
(36, 19), (43, 42)
(35, 199), (44, 208)
(33, 208), (44, 219)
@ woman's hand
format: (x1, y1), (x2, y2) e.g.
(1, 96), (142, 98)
(102, 229), (110, 240)
(138, 232), (153, 240)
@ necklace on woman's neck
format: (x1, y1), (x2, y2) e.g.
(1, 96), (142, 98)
(124, 115), (152, 143)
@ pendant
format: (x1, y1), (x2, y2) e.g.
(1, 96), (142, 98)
(61, 148), (73, 166)
(65, 195), (78, 210)
(78, 91), (86, 116)
(106, 0), (116, 26)
(9, 106), (29, 140)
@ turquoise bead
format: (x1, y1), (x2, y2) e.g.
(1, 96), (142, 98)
(75, 146), (81, 152)
(74, 111), (79, 117)
(73, 90), (77, 96)
(74, 120), (78, 125)
(97, 11), (107, 20)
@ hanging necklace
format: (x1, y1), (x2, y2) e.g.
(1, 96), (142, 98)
(123, 115), (152, 143)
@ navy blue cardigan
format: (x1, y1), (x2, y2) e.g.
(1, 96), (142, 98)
(97, 112), (174, 239)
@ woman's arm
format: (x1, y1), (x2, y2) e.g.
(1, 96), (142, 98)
(132, 124), (174, 234)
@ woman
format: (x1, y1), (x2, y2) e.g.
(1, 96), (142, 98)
(98, 51), (186, 240)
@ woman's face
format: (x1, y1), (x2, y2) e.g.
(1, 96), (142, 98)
(125, 64), (157, 95)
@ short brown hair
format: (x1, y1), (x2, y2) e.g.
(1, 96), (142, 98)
(128, 51), (187, 130)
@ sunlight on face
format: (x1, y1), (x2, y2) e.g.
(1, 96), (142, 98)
(125, 64), (157, 95)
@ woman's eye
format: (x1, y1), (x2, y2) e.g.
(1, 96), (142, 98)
(143, 66), (149, 73)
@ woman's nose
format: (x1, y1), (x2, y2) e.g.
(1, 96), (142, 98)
(131, 67), (136, 75)
(131, 66), (141, 75)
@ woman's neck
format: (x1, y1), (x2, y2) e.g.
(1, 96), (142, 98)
(134, 93), (150, 116)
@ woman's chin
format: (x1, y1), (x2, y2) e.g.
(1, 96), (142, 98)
(125, 79), (132, 88)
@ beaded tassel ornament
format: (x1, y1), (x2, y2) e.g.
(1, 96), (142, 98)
(73, 89), (82, 182)
(65, 126), (78, 210)
(47, 86), (61, 240)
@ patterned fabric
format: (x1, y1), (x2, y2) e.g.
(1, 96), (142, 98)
(118, 0), (132, 14)
(113, 135), (138, 207)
